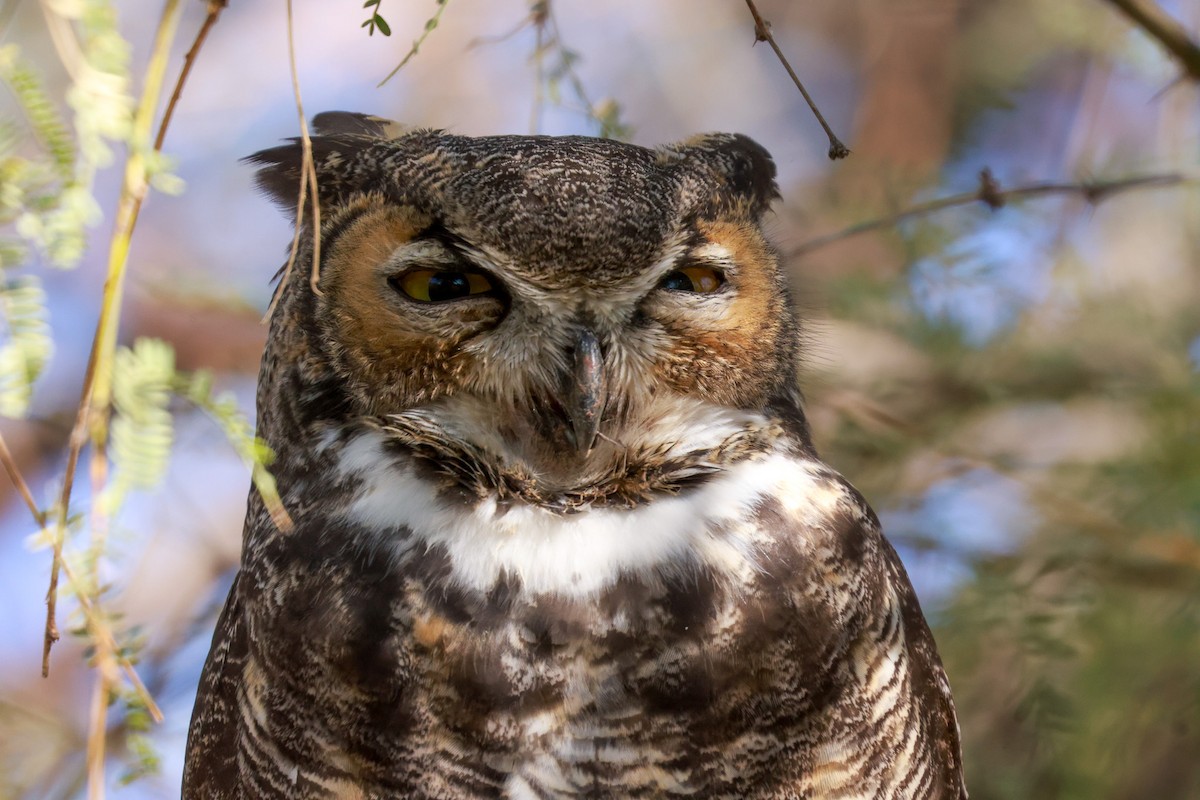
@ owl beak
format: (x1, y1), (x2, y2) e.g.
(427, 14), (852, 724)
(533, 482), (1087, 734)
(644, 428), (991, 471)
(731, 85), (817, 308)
(565, 327), (607, 455)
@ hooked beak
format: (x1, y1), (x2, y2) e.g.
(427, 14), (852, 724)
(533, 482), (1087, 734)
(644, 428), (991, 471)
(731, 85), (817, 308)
(564, 327), (607, 455)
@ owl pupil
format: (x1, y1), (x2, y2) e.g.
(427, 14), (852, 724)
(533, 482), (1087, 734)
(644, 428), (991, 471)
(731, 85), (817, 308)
(659, 271), (696, 292)
(427, 272), (471, 301)
(658, 266), (724, 293)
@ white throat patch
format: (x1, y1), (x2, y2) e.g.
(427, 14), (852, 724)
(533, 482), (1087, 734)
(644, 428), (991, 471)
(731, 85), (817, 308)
(334, 411), (847, 597)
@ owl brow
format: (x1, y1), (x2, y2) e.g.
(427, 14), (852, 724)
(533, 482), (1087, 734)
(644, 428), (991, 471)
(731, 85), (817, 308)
(647, 225), (702, 267)
(405, 220), (494, 270)
(675, 235), (738, 274)
(672, 226), (715, 261)
(680, 222), (709, 250)
(413, 221), (471, 254)
(672, 226), (728, 266)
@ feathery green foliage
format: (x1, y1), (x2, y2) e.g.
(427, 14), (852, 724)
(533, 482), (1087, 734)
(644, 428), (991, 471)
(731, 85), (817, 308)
(0, 275), (52, 419)
(110, 338), (176, 497)
(0, 46), (74, 180)
(178, 369), (289, 528)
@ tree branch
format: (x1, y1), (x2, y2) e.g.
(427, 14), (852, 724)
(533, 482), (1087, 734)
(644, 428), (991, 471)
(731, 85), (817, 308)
(155, 0), (227, 152)
(0, 429), (45, 525)
(788, 169), (1195, 257)
(376, 0), (451, 87)
(743, 0), (848, 160)
(289, 0), (322, 299)
(1101, 0), (1200, 82)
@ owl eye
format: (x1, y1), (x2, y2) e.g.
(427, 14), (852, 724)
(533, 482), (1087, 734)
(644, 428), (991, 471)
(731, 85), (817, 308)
(391, 269), (495, 303)
(658, 265), (725, 293)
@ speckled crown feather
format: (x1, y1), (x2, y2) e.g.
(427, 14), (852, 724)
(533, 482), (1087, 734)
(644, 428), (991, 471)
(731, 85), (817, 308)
(247, 112), (778, 280)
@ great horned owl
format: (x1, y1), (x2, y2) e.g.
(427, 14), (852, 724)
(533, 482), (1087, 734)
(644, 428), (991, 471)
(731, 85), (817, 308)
(183, 112), (967, 799)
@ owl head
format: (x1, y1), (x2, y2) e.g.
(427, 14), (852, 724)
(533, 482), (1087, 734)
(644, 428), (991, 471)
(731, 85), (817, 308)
(251, 113), (808, 494)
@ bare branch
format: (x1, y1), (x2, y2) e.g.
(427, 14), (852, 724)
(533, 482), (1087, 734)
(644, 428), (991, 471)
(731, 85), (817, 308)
(788, 169), (1196, 257)
(530, 3), (547, 135)
(285, 0), (322, 298)
(467, 3), (540, 49)
(85, 672), (110, 800)
(56, 553), (164, 723)
(519, 2), (628, 139)
(0, 429), (46, 526)
(44, 374), (90, 676)
(376, 0), (452, 87)
(155, 0), (228, 152)
(1101, 0), (1200, 82)
(743, 0), (848, 160)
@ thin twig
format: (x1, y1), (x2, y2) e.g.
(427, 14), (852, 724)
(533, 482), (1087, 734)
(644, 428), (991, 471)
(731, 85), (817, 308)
(262, 1), (318, 332)
(44, 380), (87, 675)
(304, 174), (320, 302)
(788, 169), (1195, 257)
(284, 0), (322, 299)
(55, 552), (163, 723)
(154, 0), (228, 152)
(75, 0), (230, 658)
(1101, 0), (1200, 81)
(743, 0), (848, 160)
(35, 0), (89, 677)
(0, 429), (46, 525)
(467, 2), (539, 49)
(85, 670), (113, 800)
(530, 4), (546, 134)
(0, 0), (21, 41)
(263, 164), (308, 322)
(38, 3), (85, 81)
(524, 2), (626, 138)
(376, 0), (452, 87)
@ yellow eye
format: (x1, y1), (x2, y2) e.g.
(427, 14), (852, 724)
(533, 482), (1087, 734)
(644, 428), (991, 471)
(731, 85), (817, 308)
(658, 265), (725, 293)
(393, 269), (495, 302)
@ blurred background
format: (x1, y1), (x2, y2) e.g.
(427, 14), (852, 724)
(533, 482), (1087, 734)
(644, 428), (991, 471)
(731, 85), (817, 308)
(1, 0), (1198, 797)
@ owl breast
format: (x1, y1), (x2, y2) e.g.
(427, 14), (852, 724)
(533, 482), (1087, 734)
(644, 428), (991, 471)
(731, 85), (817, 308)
(232, 414), (939, 799)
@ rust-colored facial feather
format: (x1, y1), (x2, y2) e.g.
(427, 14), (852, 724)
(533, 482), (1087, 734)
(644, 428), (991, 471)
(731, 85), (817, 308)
(312, 200), (794, 433)
(315, 198), (506, 415)
(650, 218), (793, 408)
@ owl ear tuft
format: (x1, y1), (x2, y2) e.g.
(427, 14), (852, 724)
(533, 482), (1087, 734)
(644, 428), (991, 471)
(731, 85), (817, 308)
(311, 111), (411, 140)
(244, 131), (375, 216)
(244, 140), (307, 212)
(246, 113), (421, 216)
(716, 134), (779, 213)
(665, 133), (780, 216)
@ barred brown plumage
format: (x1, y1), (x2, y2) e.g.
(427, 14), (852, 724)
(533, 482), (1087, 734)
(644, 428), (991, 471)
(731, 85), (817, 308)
(184, 112), (967, 799)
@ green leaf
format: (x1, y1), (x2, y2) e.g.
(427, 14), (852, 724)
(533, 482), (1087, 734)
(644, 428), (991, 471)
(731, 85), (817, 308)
(0, 46), (75, 179)
(116, 732), (160, 786)
(374, 15), (391, 37)
(111, 338), (175, 494)
(178, 369), (292, 531)
(0, 274), (53, 418)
